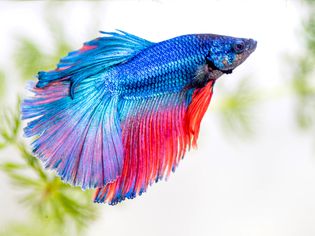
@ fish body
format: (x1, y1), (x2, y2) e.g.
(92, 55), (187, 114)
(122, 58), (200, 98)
(22, 31), (256, 205)
(106, 34), (255, 98)
(117, 35), (204, 97)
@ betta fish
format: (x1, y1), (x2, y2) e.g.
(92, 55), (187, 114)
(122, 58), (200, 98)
(22, 30), (257, 205)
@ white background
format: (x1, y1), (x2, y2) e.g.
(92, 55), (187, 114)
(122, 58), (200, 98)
(1, 1), (315, 236)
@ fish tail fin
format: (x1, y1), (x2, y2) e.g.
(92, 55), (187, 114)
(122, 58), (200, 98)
(22, 79), (123, 189)
(22, 30), (154, 189)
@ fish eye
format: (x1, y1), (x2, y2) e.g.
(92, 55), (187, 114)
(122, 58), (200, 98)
(233, 41), (245, 54)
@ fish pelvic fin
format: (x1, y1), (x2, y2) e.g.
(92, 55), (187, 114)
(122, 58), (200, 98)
(185, 81), (214, 148)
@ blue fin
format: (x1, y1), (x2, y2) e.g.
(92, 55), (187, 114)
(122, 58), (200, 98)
(36, 30), (154, 98)
(22, 30), (154, 189)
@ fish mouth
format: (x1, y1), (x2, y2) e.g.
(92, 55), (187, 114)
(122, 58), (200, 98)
(248, 39), (257, 52)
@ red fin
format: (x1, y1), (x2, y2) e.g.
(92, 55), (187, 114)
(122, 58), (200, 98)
(185, 81), (214, 148)
(94, 81), (215, 205)
(94, 92), (189, 204)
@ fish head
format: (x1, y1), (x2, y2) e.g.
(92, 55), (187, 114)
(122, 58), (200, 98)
(203, 35), (257, 75)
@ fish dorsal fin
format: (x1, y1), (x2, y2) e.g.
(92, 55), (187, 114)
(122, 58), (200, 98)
(36, 30), (154, 97)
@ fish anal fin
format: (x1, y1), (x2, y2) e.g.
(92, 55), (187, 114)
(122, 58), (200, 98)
(93, 90), (202, 204)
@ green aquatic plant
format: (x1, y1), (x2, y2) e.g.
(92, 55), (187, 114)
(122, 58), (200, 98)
(0, 100), (97, 236)
(0, 2), (99, 236)
(291, 0), (315, 130)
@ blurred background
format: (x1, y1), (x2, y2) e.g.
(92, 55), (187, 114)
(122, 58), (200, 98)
(0, 0), (315, 235)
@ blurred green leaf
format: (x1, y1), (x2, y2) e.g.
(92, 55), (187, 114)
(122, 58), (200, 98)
(8, 173), (41, 188)
(1, 2), (100, 236)
(14, 38), (48, 81)
(0, 143), (6, 149)
(0, 101), (98, 235)
(0, 98), (21, 143)
(14, 36), (71, 83)
(0, 71), (6, 100)
(0, 220), (60, 236)
(291, 0), (315, 130)
(0, 162), (26, 171)
(13, 1), (72, 84)
(305, 0), (315, 5)
(217, 77), (258, 137)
